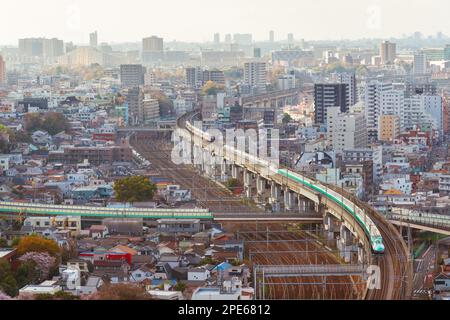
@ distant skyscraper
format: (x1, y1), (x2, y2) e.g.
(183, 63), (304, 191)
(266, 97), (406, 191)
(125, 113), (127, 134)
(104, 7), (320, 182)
(380, 41), (396, 64)
(225, 34), (232, 44)
(142, 36), (164, 63)
(314, 83), (349, 124)
(244, 62), (267, 94)
(269, 30), (275, 42)
(120, 64), (145, 88)
(19, 38), (64, 57)
(253, 48), (261, 58)
(413, 53), (427, 75)
(90, 31), (98, 47)
(0, 56), (5, 86)
(214, 33), (220, 44)
(233, 34), (252, 45)
(287, 33), (294, 43)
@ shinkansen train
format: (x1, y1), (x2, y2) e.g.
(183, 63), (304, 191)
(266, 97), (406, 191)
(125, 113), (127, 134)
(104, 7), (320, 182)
(185, 122), (215, 142)
(185, 119), (385, 254)
(276, 168), (385, 254)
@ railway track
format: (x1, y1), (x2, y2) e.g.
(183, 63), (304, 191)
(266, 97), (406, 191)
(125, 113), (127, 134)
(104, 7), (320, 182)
(224, 223), (365, 300)
(131, 137), (264, 214)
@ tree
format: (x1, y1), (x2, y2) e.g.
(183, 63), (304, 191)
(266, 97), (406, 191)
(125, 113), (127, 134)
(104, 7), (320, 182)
(16, 235), (60, 257)
(0, 259), (18, 297)
(14, 260), (38, 287)
(113, 176), (157, 204)
(201, 81), (225, 96)
(174, 282), (187, 293)
(282, 113), (293, 125)
(18, 252), (56, 282)
(24, 112), (70, 136)
(0, 238), (7, 247)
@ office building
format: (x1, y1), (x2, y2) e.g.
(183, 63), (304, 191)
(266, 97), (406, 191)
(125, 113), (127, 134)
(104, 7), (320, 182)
(254, 48), (261, 58)
(413, 53), (427, 75)
(19, 38), (64, 57)
(0, 56), (5, 86)
(380, 41), (396, 64)
(269, 30), (275, 43)
(120, 64), (145, 88)
(142, 36), (164, 63)
(314, 83), (349, 125)
(287, 33), (294, 44)
(214, 33), (220, 44)
(90, 31), (98, 47)
(243, 62), (267, 94)
(233, 34), (252, 45)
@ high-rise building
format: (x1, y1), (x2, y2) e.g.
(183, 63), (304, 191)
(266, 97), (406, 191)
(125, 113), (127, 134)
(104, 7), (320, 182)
(380, 41), (396, 64)
(0, 56), (5, 86)
(214, 33), (220, 44)
(413, 53), (427, 75)
(378, 115), (400, 142)
(444, 45), (450, 61)
(142, 94), (160, 123)
(363, 80), (393, 141)
(233, 34), (252, 45)
(269, 30), (275, 42)
(253, 48), (261, 58)
(331, 72), (357, 107)
(143, 36), (164, 52)
(314, 83), (349, 124)
(277, 74), (296, 90)
(185, 67), (225, 88)
(19, 38), (64, 57)
(225, 34), (232, 44)
(90, 31), (98, 47)
(287, 33), (294, 44)
(125, 87), (144, 126)
(142, 36), (164, 63)
(186, 67), (203, 88)
(120, 64), (145, 88)
(243, 62), (267, 94)
(327, 107), (367, 153)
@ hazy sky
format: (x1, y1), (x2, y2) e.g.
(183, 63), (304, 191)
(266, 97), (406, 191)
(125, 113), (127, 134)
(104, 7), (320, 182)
(1, 0), (449, 45)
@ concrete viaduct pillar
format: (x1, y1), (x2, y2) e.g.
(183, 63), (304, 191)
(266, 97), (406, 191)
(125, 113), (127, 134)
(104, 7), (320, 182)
(283, 188), (295, 211)
(231, 165), (240, 180)
(256, 176), (266, 204)
(323, 214), (336, 241)
(243, 169), (253, 199)
(269, 181), (281, 212)
(338, 224), (353, 263)
(220, 161), (229, 182)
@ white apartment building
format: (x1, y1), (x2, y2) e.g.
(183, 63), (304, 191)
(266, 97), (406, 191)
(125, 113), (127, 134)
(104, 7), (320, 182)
(243, 61), (267, 94)
(363, 80), (393, 141)
(142, 94), (160, 123)
(327, 107), (367, 154)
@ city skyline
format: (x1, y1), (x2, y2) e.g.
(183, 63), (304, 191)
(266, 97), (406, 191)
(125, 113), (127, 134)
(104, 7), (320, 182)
(1, 0), (450, 45)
